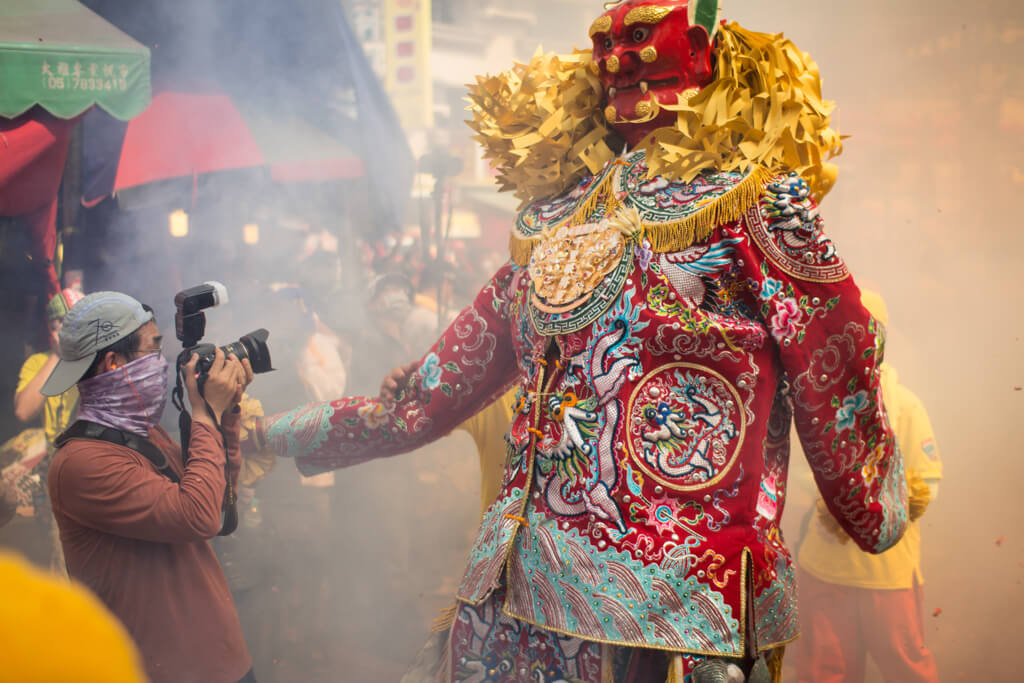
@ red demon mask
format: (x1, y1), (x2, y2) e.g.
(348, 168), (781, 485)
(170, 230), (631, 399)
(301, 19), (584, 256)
(590, 0), (719, 147)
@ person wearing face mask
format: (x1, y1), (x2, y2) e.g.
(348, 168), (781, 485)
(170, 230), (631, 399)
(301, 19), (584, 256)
(346, 272), (421, 396)
(43, 291), (258, 683)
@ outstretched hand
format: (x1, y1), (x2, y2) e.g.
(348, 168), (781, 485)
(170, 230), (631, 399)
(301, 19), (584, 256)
(379, 361), (419, 403)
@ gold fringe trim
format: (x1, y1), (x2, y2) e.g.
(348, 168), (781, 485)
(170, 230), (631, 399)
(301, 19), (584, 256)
(509, 231), (539, 267)
(429, 602), (458, 634)
(665, 654), (685, 683)
(639, 165), (771, 253)
(509, 164), (771, 266)
(767, 645), (786, 683)
(566, 169), (616, 228)
(601, 644), (615, 683)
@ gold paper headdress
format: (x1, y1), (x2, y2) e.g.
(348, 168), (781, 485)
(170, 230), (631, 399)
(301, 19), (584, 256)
(466, 22), (844, 206)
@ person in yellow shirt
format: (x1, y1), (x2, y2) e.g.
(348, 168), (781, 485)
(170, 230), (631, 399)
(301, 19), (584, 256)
(12, 288), (84, 573)
(794, 290), (942, 683)
(455, 388), (518, 516)
(15, 289), (84, 445)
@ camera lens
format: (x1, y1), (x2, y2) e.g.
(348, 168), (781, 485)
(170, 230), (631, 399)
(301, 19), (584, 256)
(219, 329), (272, 374)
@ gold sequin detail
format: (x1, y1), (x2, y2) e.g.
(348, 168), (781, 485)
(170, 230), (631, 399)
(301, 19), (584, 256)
(529, 222), (625, 308)
(640, 46), (658, 63)
(624, 5), (673, 26)
(634, 99), (652, 116)
(604, 104), (617, 122)
(606, 55), (620, 73)
(589, 15), (612, 37)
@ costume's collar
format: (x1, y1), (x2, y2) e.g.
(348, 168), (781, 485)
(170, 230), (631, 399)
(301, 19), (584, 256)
(509, 148), (772, 266)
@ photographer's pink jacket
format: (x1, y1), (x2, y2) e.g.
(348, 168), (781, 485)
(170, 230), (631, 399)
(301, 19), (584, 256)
(49, 417), (250, 683)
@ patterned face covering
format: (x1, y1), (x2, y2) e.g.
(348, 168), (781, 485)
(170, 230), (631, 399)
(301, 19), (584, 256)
(77, 353), (169, 436)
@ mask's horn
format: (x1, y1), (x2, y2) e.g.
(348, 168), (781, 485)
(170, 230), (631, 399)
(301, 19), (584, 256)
(689, 0), (722, 38)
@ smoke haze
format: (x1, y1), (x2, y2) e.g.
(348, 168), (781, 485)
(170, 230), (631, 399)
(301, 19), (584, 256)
(5, 0), (1019, 680)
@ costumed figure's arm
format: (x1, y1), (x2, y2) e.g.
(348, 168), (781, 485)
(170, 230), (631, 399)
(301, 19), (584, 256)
(732, 175), (908, 553)
(255, 264), (519, 476)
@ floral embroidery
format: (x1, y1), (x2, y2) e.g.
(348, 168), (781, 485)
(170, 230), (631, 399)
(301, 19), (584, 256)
(834, 390), (870, 433)
(759, 276), (782, 300)
(357, 401), (389, 429)
(636, 238), (653, 270)
(860, 443), (886, 485)
(752, 263), (838, 345)
(769, 297), (802, 342)
(419, 352), (442, 391)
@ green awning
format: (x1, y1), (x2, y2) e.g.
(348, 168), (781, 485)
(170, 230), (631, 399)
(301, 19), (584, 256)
(0, 0), (150, 121)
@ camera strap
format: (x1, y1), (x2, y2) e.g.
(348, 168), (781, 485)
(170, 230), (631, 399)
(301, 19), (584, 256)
(56, 420), (180, 483)
(173, 356), (238, 537)
(178, 406), (238, 537)
(57, 419), (238, 536)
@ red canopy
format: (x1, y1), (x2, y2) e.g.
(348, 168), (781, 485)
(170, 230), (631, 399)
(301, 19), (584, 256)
(0, 110), (79, 297)
(87, 91), (364, 205)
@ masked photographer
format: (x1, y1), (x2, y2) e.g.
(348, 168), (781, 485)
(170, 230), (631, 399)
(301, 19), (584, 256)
(43, 292), (257, 683)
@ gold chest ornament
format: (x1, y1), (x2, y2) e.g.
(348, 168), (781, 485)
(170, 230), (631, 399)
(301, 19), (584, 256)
(528, 220), (626, 313)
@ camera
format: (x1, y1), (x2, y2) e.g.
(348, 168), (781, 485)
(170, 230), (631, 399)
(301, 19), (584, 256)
(191, 329), (272, 377)
(174, 282), (273, 392)
(172, 282), (268, 538)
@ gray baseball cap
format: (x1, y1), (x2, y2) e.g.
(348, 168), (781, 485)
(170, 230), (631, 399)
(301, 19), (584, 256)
(41, 291), (153, 396)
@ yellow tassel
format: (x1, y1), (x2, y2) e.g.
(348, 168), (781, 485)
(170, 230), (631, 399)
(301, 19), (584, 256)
(508, 165), (771, 264)
(644, 165), (772, 253)
(509, 231), (539, 266)
(767, 645), (786, 683)
(568, 172), (616, 227)
(430, 602), (458, 633)
(665, 654), (685, 683)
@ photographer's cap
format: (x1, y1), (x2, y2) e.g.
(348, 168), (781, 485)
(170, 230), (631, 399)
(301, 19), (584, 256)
(42, 292), (152, 396)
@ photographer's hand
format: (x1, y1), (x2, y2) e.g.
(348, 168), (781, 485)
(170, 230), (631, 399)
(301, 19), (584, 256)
(223, 356), (254, 420)
(184, 348), (243, 428)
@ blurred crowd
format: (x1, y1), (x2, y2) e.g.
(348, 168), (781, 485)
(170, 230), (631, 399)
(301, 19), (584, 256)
(0, 226), (509, 682)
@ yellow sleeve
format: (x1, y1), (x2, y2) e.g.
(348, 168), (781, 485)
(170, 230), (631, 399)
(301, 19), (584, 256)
(893, 385), (942, 481)
(16, 353), (49, 394)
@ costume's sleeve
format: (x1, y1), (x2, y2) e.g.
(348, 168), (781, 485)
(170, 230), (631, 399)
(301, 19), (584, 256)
(49, 422), (229, 543)
(258, 264), (520, 476)
(731, 174), (908, 553)
(893, 383), (941, 518)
